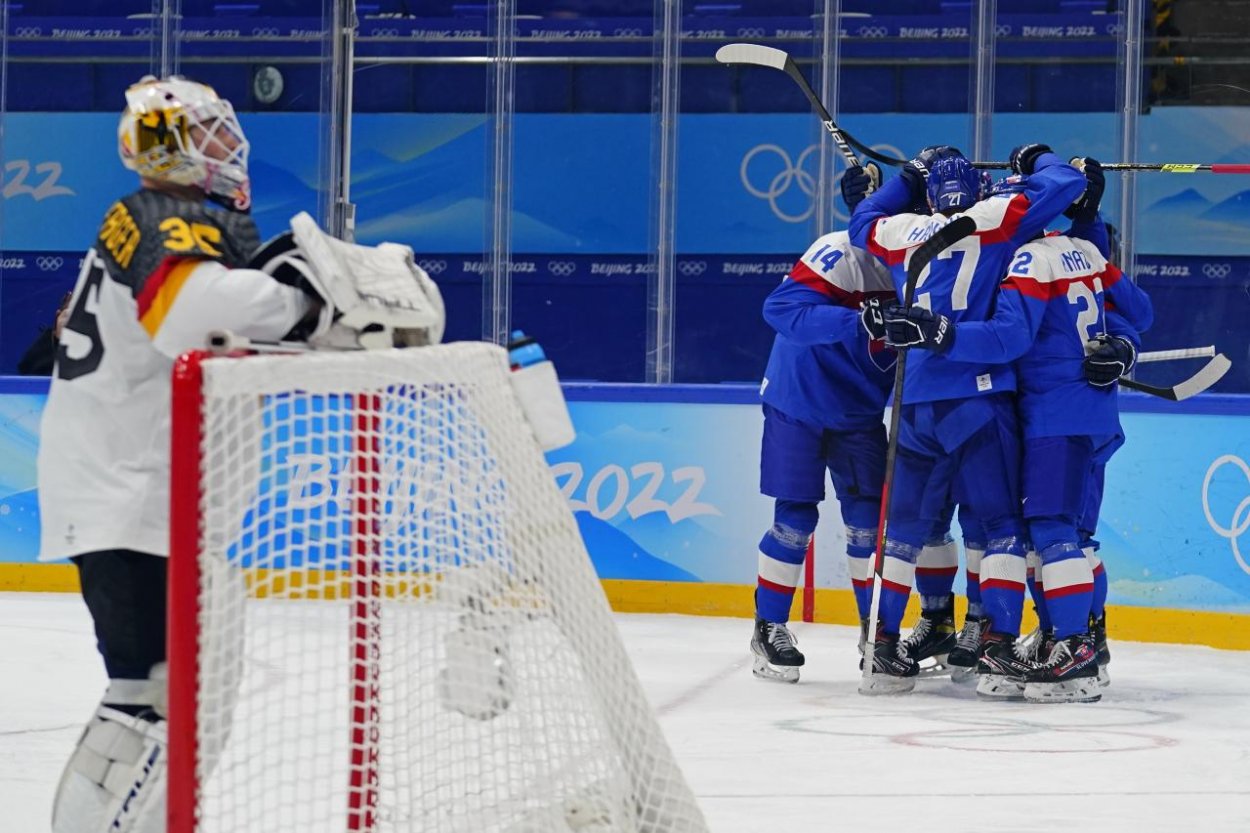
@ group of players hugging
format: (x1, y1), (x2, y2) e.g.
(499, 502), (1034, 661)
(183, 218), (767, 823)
(749, 143), (1153, 705)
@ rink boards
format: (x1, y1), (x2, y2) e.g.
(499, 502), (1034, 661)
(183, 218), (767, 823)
(0, 378), (1247, 649)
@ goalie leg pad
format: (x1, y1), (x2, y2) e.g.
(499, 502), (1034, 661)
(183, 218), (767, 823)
(52, 706), (167, 833)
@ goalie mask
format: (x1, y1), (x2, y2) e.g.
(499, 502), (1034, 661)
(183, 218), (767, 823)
(118, 75), (251, 211)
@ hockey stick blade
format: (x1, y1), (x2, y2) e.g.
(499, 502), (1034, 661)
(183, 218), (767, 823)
(1119, 353), (1230, 401)
(904, 216), (978, 303)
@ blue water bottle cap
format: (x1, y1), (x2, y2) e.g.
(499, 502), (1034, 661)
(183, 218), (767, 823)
(507, 329), (545, 368)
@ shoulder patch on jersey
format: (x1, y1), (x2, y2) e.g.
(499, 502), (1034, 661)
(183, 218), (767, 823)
(101, 189), (260, 298)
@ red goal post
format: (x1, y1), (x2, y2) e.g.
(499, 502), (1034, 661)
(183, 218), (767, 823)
(166, 343), (708, 833)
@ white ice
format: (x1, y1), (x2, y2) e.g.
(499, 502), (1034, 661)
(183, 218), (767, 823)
(4, 592), (1248, 832)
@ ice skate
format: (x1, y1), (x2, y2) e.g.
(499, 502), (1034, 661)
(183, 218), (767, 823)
(1016, 626), (1056, 665)
(750, 618), (804, 683)
(975, 631), (1035, 700)
(858, 630), (919, 695)
(857, 618), (869, 657)
(1091, 612), (1111, 687)
(1023, 632), (1102, 703)
(900, 601), (956, 678)
(946, 615), (984, 685)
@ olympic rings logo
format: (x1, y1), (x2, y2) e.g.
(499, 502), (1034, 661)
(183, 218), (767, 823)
(741, 144), (821, 223)
(417, 259), (447, 275)
(677, 260), (707, 276)
(995, 24), (1012, 37)
(36, 256), (64, 271)
(1202, 454), (1250, 576)
(252, 27), (281, 38)
(14, 27), (42, 37)
(737, 28), (766, 39)
(1105, 23), (1124, 36)
(547, 261), (576, 277)
(1203, 263), (1232, 279)
(856, 25), (888, 38)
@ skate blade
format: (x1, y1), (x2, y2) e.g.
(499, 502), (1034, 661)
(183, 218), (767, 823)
(916, 653), (952, 679)
(1024, 678), (1102, 704)
(949, 664), (978, 686)
(1097, 665), (1110, 688)
(858, 675), (917, 696)
(751, 655), (800, 684)
(975, 674), (1025, 701)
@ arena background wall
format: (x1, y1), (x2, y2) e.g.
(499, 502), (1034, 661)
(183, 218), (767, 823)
(1, 379), (1247, 651)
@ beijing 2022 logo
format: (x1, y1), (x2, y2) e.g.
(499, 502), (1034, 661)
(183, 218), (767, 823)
(1202, 454), (1250, 576)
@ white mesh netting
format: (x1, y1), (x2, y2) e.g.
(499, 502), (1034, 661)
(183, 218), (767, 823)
(180, 342), (708, 833)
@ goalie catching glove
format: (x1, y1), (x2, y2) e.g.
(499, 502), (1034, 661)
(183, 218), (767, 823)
(882, 304), (956, 353)
(249, 211), (445, 349)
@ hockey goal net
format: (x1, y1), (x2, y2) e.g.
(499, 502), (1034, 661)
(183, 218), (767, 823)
(168, 342), (708, 833)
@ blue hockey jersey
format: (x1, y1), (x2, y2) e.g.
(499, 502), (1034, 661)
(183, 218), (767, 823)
(945, 230), (1154, 437)
(849, 154), (1086, 404)
(761, 230), (898, 430)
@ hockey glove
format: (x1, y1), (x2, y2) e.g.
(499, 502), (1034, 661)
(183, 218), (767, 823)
(1009, 143), (1053, 175)
(1064, 157), (1105, 223)
(841, 162), (881, 212)
(883, 304), (955, 353)
(860, 297), (888, 341)
(1083, 334), (1137, 386)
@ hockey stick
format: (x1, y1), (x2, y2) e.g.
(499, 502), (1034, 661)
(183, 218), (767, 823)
(1119, 352), (1231, 401)
(1137, 346), (1216, 363)
(715, 43), (1250, 174)
(861, 216), (977, 694)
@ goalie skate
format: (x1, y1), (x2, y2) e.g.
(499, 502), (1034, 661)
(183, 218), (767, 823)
(750, 618), (804, 683)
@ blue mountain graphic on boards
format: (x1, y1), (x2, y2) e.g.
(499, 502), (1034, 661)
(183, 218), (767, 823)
(575, 513), (701, 582)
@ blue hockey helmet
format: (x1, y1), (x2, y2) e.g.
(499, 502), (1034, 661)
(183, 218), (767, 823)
(926, 154), (985, 214)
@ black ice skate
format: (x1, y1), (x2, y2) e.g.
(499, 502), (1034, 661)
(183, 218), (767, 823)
(858, 629), (919, 695)
(901, 599), (956, 678)
(946, 615), (985, 685)
(1091, 612), (1111, 687)
(858, 618), (869, 657)
(975, 631), (1035, 700)
(1015, 626), (1056, 665)
(1023, 632), (1102, 703)
(750, 618), (805, 683)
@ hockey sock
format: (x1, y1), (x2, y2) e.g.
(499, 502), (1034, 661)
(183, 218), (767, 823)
(1026, 550), (1052, 632)
(1084, 543), (1107, 619)
(845, 525), (876, 620)
(1040, 542), (1095, 639)
(979, 534), (1027, 636)
(755, 500), (818, 623)
(840, 498), (880, 621)
(878, 537), (922, 635)
(916, 534), (958, 611)
(964, 543), (985, 618)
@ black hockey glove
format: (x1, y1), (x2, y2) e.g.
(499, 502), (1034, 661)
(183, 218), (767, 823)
(841, 162), (881, 212)
(248, 231), (328, 340)
(860, 297), (888, 341)
(1064, 157), (1105, 223)
(1009, 143), (1053, 175)
(1083, 334), (1137, 386)
(883, 304), (955, 353)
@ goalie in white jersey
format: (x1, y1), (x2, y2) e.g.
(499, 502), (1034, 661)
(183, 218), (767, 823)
(39, 77), (324, 833)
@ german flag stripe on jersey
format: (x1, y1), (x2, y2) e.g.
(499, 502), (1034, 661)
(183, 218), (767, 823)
(136, 256), (201, 337)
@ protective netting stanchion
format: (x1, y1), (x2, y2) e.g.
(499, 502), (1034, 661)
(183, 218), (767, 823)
(167, 343), (708, 833)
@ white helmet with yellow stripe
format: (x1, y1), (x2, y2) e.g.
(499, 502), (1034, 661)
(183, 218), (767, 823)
(118, 75), (252, 211)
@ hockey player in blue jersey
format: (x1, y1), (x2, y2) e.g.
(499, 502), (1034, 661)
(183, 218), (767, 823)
(882, 158), (1152, 701)
(748, 164), (900, 682)
(849, 143), (1086, 696)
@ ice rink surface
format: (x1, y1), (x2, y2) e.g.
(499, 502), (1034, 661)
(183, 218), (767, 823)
(4, 592), (1248, 833)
